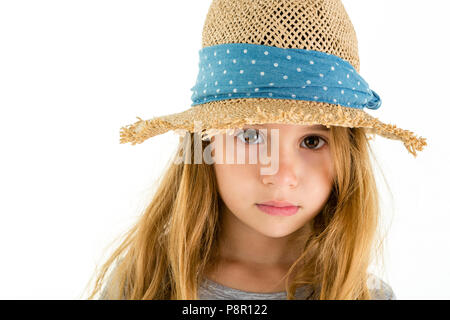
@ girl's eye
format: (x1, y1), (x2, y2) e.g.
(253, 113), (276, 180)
(301, 135), (327, 150)
(235, 130), (327, 150)
(236, 128), (264, 145)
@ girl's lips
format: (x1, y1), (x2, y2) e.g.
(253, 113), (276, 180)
(256, 204), (299, 216)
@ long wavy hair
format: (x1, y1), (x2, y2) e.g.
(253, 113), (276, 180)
(85, 125), (392, 299)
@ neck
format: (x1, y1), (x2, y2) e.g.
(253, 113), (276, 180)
(216, 205), (309, 268)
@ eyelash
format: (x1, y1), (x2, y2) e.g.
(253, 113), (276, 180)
(235, 129), (328, 150)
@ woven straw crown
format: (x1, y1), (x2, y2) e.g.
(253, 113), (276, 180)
(202, 0), (360, 71)
(119, 0), (427, 157)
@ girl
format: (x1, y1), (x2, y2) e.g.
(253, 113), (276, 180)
(86, 0), (426, 300)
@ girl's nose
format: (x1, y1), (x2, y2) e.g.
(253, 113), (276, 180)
(261, 152), (299, 189)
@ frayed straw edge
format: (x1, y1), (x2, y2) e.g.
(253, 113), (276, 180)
(119, 116), (174, 145)
(120, 107), (427, 158)
(366, 122), (428, 158)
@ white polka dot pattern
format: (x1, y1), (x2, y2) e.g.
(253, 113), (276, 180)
(191, 43), (381, 110)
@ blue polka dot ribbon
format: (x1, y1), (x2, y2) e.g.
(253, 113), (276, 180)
(190, 43), (381, 111)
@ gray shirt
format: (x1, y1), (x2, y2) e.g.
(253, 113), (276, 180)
(198, 274), (396, 300)
(99, 265), (396, 300)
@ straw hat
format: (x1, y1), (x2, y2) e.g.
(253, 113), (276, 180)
(119, 0), (427, 157)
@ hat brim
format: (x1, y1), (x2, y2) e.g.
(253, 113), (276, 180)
(119, 98), (427, 157)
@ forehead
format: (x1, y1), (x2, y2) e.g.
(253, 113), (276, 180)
(243, 123), (330, 132)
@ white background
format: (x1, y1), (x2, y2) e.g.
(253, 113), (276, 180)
(0, 0), (448, 299)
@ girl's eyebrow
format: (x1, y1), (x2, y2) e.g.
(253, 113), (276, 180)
(307, 125), (330, 132)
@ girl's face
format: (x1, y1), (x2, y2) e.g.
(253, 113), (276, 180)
(212, 123), (335, 239)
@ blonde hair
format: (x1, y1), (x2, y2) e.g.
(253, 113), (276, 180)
(85, 126), (391, 299)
